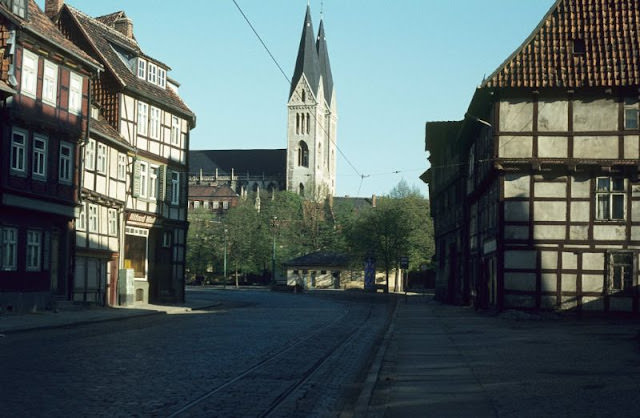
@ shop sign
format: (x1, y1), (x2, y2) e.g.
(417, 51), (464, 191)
(127, 212), (156, 225)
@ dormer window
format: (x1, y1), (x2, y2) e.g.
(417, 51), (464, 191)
(147, 63), (157, 84)
(1, 0), (27, 18)
(158, 68), (166, 89)
(572, 38), (586, 55)
(137, 58), (146, 79)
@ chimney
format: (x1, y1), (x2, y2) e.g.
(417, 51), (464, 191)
(45, 0), (64, 19)
(114, 16), (134, 39)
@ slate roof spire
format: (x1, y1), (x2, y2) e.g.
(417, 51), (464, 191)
(317, 18), (334, 105)
(290, 5), (320, 99)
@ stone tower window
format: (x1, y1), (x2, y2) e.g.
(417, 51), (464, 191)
(298, 141), (309, 167)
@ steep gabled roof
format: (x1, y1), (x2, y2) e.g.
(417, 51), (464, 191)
(483, 0), (640, 89)
(284, 251), (350, 268)
(0, 1), (101, 71)
(316, 19), (334, 105)
(64, 5), (194, 121)
(290, 5), (320, 99)
(188, 184), (238, 199)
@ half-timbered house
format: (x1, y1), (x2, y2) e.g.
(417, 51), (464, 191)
(425, 0), (640, 313)
(46, 0), (196, 304)
(0, 0), (101, 312)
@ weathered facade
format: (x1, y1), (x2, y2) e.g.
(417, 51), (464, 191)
(425, 0), (640, 313)
(0, 0), (100, 312)
(47, 0), (196, 304)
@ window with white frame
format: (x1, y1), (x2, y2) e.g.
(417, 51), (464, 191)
(137, 58), (147, 79)
(88, 204), (98, 233)
(147, 62), (157, 84)
(108, 209), (118, 236)
(85, 139), (96, 171)
(117, 153), (127, 180)
(158, 67), (166, 88)
(77, 202), (86, 231)
(59, 142), (73, 183)
(21, 49), (37, 97)
(171, 116), (180, 145)
(596, 177), (625, 220)
(137, 102), (148, 136)
(139, 161), (148, 198)
(69, 72), (82, 114)
(26, 230), (41, 271)
(193, 200), (200, 209)
(608, 252), (634, 293)
(1, 227), (17, 271)
(10, 0), (27, 18)
(96, 143), (107, 174)
(171, 171), (179, 205)
(222, 201), (229, 209)
(212, 201), (219, 209)
(150, 106), (161, 139)
(149, 166), (158, 200)
(10, 128), (26, 173)
(42, 60), (58, 106)
(32, 135), (47, 179)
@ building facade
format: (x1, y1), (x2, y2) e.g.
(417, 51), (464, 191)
(425, 0), (640, 313)
(0, 0), (101, 312)
(47, 0), (196, 304)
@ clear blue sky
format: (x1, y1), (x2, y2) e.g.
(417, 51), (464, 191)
(41, 0), (556, 198)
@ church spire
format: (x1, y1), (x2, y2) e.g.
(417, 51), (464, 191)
(316, 19), (334, 105)
(290, 5), (320, 100)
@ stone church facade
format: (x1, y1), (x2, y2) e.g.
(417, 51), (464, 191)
(189, 5), (337, 205)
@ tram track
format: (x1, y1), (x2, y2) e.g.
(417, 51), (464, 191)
(168, 300), (381, 417)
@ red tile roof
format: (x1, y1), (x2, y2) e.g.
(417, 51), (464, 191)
(483, 0), (640, 89)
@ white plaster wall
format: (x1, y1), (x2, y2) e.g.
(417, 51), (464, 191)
(504, 250), (537, 269)
(84, 172), (95, 189)
(499, 100), (533, 132)
(562, 252), (578, 269)
(504, 174), (530, 198)
(533, 201), (566, 222)
(561, 274), (577, 291)
(96, 175), (107, 195)
(534, 225), (565, 240)
(535, 182), (567, 198)
(582, 274), (604, 292)
(623, 135), (639, 159)
(572, 98), (617, 131)
(541, 251), (558, 269)
(582, 252), (604, 270)
(538, 100), (568, 131)
(504, 201), (529, 222)
(498, 136), (533, 158)
(571, 176), (591, 198)
(538, 136), (568, 158)
(120, 95), (136, 144)
(541, 273), (557, 292)
(631, 226), (640, 241)
(573, 136), (619, 159)
(561, 296), (578, 310)
(570, 201), (590, 222)
(569, 226), (589, 241)
(504, 272), (536, 291)
(582, 296), (604, 311)
(593, 225), (626, 241)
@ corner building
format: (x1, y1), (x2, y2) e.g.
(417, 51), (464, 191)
(47, 0), (196, 304)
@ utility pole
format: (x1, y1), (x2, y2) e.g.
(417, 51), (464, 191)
(271, 216), (278, 284)
(223, 228), (228, 289)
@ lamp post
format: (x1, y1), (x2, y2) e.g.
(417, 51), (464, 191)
(223, 228), (228, 289)
(271, 216), (278, 284)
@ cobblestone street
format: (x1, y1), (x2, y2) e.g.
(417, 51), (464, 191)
(0, 289), (392, 417)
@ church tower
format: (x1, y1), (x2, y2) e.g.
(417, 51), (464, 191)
(286, 6), (337, 200)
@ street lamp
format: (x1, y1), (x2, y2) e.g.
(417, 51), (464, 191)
(223, 228), (228, 289)
(271, 216), (278, 284)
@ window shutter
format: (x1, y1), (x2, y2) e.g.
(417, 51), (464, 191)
(133, 160), (141, 197)
(166, 169), (173, 204)
(158, 165), (166, 201)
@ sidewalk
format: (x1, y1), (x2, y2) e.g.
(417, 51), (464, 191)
(0, 298), (219, 335)
(352, 293), (497, 418)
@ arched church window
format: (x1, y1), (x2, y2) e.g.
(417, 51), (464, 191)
(298, 141), (309, 167)
(301, 90), (306, 102)
(306, 113), (311, 134)
(296, 113), (300, 135)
